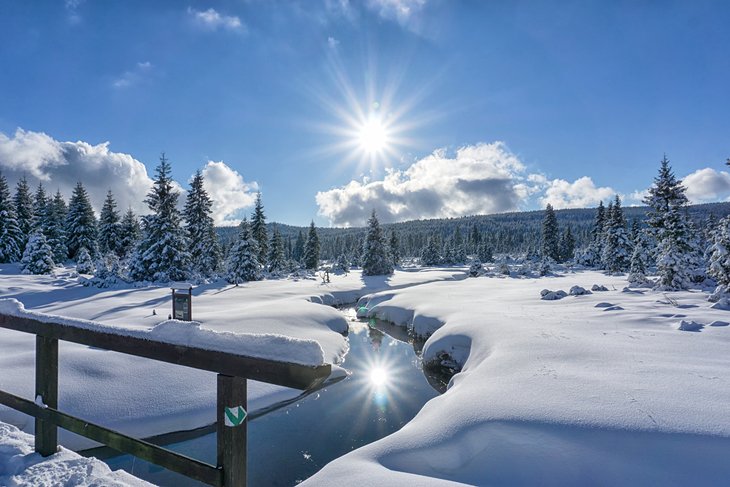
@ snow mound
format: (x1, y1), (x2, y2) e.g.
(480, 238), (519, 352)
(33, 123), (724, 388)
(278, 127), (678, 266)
(710, 298), (730, 310)
(710, 321), (730, 327)
(678, 320), (704, 332)
(0, 298), (325, 366)
(591, 284), (609, 291)
(603, 305), (624, 311)
(594, 302), (614, 308)
(621, 287), (645, 294)
(0, 421), (151, 486)
(569, 286), (591, 296)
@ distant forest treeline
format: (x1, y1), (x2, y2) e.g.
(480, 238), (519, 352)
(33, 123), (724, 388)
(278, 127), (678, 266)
(218, 201), (730, 261)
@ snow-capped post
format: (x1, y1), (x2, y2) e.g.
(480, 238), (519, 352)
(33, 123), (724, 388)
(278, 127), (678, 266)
(171, 282), (193, 321)
(35, 335), (58, 456)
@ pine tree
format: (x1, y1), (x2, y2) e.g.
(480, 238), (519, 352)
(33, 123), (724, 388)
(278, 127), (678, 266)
(0, 173), (23, 263)
(580, 201), (606, 266)
(709, 216), (730, 291)
(541, 203), (559, 262)
(75, 246), (94, 274)
(32, 183), (49, 234)
(450, 227), (467, 264)
(129, 154), (190, 282)
(66, 182), (98, 259)
(14, 176), (33, 252)
(644, 156), (693, 290)
(478, 241), (493, 262)
(293, 230), (305, 263)
(183, 170), (221, 277)
(628, 228), (650, 284)
(98, 190), (121, 257)
(46, 190), (68, 264)
(250, 192), (268, 266)
(469, 224), (481, 255)
(119, 208), (141, 258)
(601, 196), (632, 273)
(21, 230), (55, 275)
(389, 229), (401, 268)
(303, 221), (320, 270)
(421, 236), (441, 266)
(558, 226), (575, 263)
(334, 253), (350, 273)
(267, 225), (286, 274)
(226, 218), (261, 284)
(362, 210), (393, 276)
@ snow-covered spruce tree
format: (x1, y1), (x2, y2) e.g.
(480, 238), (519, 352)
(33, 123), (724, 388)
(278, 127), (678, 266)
(0, 173), (23, 263)
(21, 230), (55, 275)
(98, 190), (121, 257)
(469, 224), (481, 255)
(421, 236), (441, 266)
(183, 170), (221, 277)
(559, 226), (575, 263)
(75, 246), (94, 274)
(628, 228), (651, 284)
(362, 210), (394, 276)
(643, 156), (693, 290)
(389, 229), (401, 268)
(709, 216), (730, 295)
(226, 218), (261, 284)
(31, 183), (49, 234)
(303, 221), (320, 270)
(541, 203), (560, 262)
(66, 182), (98, 260)
(14, 176), (33, 252)
(267, 226), (286, 274)
(468, 257), (483, 277)
(119, 208), (141, 258)
(129, 154), (190, 282)
(578, 201), (606, 266)
(46, 190), (68, 264)
(449, 227), (468, 264)
(250, 192), (268, 267)
(334, 253), (350, 273)
(601, 195), (632, 274)
(292, 230), (305, 263)
(478, 241), (493, 263)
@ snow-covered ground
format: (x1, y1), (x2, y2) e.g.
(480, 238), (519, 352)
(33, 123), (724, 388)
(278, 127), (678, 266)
(0, 421), (151, 486)
(305, 270), (730, 485)
(0, 264), (463, 450)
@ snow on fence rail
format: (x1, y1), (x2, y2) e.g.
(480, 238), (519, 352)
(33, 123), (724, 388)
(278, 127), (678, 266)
(0, 298), (332, 487)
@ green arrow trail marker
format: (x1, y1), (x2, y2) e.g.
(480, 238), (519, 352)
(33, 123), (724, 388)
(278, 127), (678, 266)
(224, 405), (247, 427)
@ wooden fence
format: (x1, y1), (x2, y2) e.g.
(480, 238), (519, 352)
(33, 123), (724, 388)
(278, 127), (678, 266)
(0, 311), (331, 486)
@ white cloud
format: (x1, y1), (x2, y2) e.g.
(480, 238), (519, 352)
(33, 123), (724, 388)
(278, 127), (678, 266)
(366, 0), (426, 25)
(0, 128), (153, 217)
(201, 161), (258, 226)
(682, 167), (730, 204)
(540, 176), (616, 209)
(0, 129), (259, 225)
(327, 36), (340, 50)
(316, 142), (531, 227)
(112, 61), (153, 89)
(187, 7), (244, 32)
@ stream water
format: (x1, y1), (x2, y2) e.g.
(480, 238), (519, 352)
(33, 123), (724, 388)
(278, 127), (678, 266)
(102, 307), (445, 486)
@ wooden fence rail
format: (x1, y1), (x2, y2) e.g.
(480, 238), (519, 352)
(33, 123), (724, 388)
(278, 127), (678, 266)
(0, 312), (331, 487)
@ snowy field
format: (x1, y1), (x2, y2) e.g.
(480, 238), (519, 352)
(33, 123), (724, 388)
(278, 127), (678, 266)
(3, 264), (730, 486)
(0, 264), (462, 450)
(306, 270), (730, 486)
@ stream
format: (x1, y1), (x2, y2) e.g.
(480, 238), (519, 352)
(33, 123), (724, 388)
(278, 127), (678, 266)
(100, 306), (447, 486)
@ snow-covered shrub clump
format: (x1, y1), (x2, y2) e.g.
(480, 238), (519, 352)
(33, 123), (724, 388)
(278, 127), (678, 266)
(678, 320), (704, 332)
(20, 231), (55, 275)
(569, 285), (591, 296)
(591, 284), (609, 291)
(540, 289), (567, 300)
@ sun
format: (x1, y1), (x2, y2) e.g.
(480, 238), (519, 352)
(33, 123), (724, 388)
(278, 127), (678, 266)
(358, 115), (389, 154)
(369, 367), (388, 387)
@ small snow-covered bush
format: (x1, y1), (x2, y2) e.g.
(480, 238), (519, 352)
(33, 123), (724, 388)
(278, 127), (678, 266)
(468, 259), (483, 277)
(678, 320), (704, 332)
(591, 284), (609, 292)
(569, 285), (591, 296)
(541, 289), (567, 300)
(75, 247), (94, 274)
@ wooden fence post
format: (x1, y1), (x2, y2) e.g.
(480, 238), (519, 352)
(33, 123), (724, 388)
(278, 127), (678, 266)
(35, 335), (58, 456)
(217, 374), (247, 487)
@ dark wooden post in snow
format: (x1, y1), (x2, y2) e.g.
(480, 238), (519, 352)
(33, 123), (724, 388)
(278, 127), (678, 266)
(217, 374), (247, 486)
(35, 335), (58, 456)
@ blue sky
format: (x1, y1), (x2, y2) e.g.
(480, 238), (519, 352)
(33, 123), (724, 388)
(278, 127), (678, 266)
(1, 0), (729, 226)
